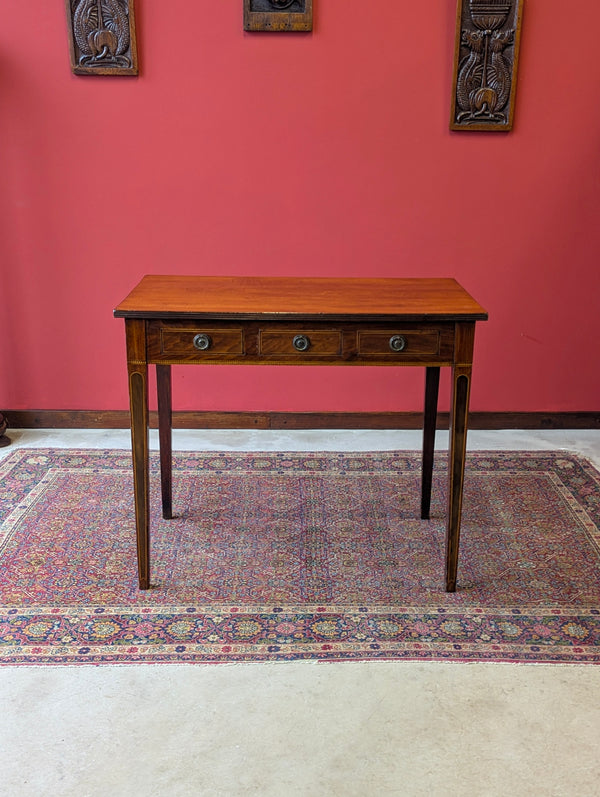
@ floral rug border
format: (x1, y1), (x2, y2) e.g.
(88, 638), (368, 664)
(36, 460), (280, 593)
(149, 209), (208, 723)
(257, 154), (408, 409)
(2, 603), (600, 665)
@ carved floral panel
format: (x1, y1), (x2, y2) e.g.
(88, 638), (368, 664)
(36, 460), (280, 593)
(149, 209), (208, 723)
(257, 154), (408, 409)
(450, 0), (524, 131)
(66, 0), (138, 76)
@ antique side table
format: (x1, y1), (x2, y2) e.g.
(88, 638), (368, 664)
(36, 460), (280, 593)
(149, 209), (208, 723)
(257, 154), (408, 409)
(114, 276), (488, 592)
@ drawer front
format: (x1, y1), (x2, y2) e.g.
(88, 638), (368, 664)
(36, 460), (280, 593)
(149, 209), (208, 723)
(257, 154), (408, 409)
(357, 329), (440, 359)
(147, 321), (454, 364)
(149, 324), (244, 360)
(259, 329), (342, 358)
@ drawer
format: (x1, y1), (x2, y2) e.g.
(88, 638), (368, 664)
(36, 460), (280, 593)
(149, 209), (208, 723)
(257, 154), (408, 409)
(150, 324), (244, 359)
(357, 329), (440, 358)
(259, 329), (342, 358)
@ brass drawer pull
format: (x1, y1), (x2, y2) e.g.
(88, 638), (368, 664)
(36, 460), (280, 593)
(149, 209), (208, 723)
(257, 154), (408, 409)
(193, 333), (212, 351)
(292, 334), (311, 352)
(389, 334), (407, 352)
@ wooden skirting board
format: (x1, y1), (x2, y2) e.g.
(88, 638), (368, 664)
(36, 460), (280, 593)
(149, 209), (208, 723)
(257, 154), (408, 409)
(3, 410), (600, 430)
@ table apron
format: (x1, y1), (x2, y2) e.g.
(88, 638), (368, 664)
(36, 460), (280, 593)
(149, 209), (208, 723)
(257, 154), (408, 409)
(144, 320), (459, 366)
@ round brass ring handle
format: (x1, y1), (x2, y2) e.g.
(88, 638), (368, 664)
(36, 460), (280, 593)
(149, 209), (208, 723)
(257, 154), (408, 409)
(389, 334), (407, 352)
(193, 333), (212, 351)
(292, 334), (311, 352)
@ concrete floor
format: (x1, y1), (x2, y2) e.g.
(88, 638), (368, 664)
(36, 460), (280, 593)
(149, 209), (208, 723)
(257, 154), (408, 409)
(1, 428), (600, 797)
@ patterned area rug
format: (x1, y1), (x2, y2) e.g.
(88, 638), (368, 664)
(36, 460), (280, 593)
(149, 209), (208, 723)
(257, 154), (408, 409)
(1, 448), (599, 665)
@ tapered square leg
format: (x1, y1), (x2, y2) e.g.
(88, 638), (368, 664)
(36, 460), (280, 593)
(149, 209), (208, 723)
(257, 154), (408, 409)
(126, 320), (150, 590)
(421, 367), (440, 519)
(157, 364), (173, 520)
(445, 322), (475, 592)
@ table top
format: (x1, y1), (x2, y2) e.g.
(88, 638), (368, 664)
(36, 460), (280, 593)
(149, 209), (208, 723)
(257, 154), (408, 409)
(114, 275), (488, 322)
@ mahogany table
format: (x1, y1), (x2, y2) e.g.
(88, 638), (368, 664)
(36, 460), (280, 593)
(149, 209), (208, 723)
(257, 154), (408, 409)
(114, 276), (488, 592)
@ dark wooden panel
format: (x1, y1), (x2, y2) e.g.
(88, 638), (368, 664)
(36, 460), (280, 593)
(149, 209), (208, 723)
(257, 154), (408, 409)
(244, 0), (313, 31)
(65, 0), (139, 76)
(450, 0), (524, 132)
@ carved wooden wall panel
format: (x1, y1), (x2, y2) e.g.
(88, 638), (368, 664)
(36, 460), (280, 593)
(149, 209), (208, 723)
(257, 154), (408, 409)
(450, 0), (523, 131)
(65, 0), (138, 76)
(244, 0), (313, 32)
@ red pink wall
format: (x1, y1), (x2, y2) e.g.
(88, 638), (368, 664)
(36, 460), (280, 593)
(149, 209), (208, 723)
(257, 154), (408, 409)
(1, 2), (599, 415)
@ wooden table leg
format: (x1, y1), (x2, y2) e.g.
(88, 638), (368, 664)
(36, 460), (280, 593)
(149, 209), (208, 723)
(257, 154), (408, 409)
(157, 364), (173, 520)
(446, 323), (475, 592)
(126, 320), (150, 590)
(421, 366), (440, 520)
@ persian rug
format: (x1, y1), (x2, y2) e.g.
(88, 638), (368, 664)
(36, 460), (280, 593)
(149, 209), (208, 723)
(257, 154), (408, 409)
(1, 448), (599, 666)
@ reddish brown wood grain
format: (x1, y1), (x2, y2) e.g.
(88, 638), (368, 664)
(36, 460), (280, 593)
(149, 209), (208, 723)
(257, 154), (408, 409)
(114, 276), (488, 321)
